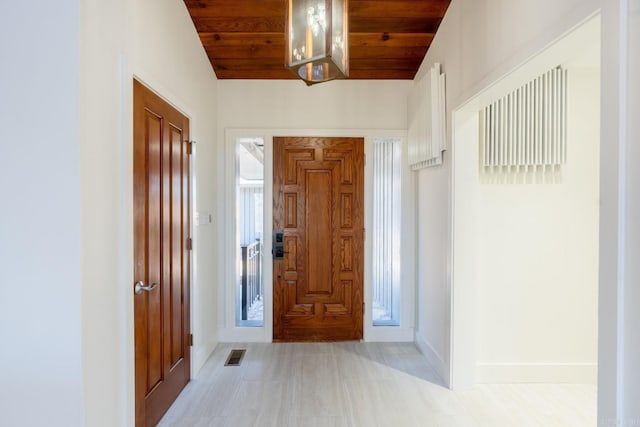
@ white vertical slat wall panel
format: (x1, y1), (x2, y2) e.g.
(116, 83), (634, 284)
(407, 63), (446, 170)
(482, 67), (568, 171)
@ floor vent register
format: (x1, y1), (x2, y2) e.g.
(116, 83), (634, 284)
(224, 349), (246, 366)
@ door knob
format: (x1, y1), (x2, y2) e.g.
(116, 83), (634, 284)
(134, 281), (158, 295)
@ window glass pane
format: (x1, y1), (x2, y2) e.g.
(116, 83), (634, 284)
(236, 138), (264, 327)
(372, 138), (401, 326)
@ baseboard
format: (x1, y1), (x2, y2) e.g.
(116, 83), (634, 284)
(192, 337), (218, 377)
(476, 362), (598, 383)
(415, 330), (449, 386)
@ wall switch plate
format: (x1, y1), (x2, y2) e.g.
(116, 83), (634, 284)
(196, 211), (213, 226)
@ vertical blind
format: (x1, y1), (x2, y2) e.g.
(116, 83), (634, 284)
(372, 138), (401, 325)
(238, 185), (263, 246)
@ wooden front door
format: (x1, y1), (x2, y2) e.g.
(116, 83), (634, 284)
(133, 80), (191, 427)
(273, 137), (364, 341)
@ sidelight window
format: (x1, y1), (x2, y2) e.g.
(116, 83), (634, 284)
(235, 138), (264, 327)
(372, 137), (401, 326)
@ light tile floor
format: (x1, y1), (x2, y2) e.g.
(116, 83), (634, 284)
(158, 342), (596, 427)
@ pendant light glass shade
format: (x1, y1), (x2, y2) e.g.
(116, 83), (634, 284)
(285, 0), (349, 85)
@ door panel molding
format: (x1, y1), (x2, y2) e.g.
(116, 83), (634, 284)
(273, 136), (364, 342)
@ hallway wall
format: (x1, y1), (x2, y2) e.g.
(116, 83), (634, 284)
(80, 0), (219, 426)
(599, 1), (640, 423)
(0, 1), (83, 426)
(474, 64), (600, 383)
(622, 2), (640, 419)
(218, 80), (410, 130)
(412, 0), (601, 387)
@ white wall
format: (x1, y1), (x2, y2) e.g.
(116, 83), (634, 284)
(413, 0), (601, 388)
(415, 158), (451, 382)
(475, 66), (599, 383)
(414, 0), (640, 423)
(80, 0), (218, 426)
(0, 2), (83, 426)
(218, 80), (410, 130)
(598, 0), (640, 425)
(622, 2), (640, 422)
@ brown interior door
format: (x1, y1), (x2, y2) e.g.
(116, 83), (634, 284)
(133, 80), (191, 427)
(273, 136), (364, 341)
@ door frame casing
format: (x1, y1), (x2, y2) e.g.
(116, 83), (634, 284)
(127, 76), (197, 427)
(221, 128), (415, 343)
(129, 75), (197, 369)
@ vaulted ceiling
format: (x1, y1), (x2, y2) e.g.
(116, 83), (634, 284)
(184, 0), (451, 80)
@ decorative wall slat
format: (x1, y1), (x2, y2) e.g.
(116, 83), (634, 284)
(481, 67), (567, 171)
(408, 62), (446, 170)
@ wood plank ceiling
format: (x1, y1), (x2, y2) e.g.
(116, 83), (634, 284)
(184, 0), (451, 80)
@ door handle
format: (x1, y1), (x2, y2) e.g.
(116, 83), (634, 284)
(134, 281), (158, 295)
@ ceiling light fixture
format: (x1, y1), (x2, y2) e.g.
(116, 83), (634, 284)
(285, 0), (349, 85)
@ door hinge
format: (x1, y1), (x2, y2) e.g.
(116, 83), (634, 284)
(363, 228), (366, 241)
(186, 140), (196, 155)
(364, 153), (366, 166)
(187, 237), (193, 251)
(363, 302), (365, 315)
(188, 333), (193, 346)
